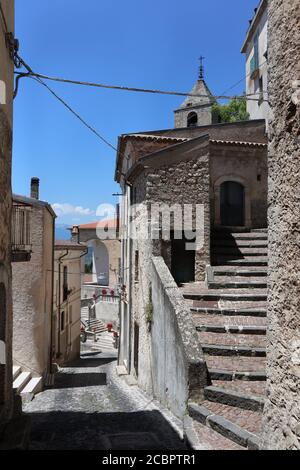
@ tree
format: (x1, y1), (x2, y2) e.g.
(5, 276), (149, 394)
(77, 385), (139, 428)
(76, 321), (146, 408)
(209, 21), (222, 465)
(212, 97), (249, 123)
(85, 261), (93, 274)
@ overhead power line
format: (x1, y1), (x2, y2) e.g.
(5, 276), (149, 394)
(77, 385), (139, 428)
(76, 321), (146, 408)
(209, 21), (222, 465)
(14, 52), (118, 151)
(13, 51), (268, 155)
(15, 69), (268, 102)
(221, 60), (268, 96)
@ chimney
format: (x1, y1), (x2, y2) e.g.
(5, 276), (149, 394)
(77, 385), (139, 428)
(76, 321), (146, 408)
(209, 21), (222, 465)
(71, 225), (80, 243)
(30, 177), (40, 199)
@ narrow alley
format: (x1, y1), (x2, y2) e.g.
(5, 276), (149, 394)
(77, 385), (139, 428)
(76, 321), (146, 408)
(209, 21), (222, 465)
(22, 345), (187, 450)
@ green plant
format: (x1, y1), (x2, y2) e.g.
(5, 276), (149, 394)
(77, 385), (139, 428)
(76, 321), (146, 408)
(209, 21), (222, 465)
(145, 301), (153, 324)
(85, 261), (93, 274)
(212, 97), (249, 123)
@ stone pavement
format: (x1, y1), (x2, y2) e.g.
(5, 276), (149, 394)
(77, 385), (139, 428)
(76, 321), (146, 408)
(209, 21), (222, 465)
(23, 344), (187, 450)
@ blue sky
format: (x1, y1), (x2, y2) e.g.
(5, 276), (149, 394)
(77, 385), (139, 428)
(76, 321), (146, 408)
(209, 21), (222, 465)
(13, 0), (258, 225)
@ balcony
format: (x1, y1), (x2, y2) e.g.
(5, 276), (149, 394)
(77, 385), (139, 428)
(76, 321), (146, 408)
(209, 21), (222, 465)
(11, 205), (32, 262)
(250, 54), (259, 79)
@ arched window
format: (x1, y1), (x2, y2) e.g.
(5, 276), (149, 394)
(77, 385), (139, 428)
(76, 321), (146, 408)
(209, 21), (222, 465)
(187, 112), (198, 128)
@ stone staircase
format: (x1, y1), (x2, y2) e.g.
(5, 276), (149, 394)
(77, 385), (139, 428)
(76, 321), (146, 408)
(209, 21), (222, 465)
(81, 305), (116, 352)
(13, 365), (43, 401)
(81, 306), (107, 335)
(183, 229), (268, 450)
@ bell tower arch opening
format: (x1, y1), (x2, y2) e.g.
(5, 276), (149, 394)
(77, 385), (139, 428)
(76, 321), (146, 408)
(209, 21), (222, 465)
(187, 111), (198, 128)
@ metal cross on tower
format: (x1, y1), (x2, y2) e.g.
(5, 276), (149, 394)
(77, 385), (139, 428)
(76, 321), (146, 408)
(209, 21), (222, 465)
(199, 56), (205, 80)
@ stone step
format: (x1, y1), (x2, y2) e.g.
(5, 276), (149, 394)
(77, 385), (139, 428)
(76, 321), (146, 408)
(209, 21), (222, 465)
(13, 371), (31, 393)
(198, 331), (266, 348)
(212, 240), (268, 248)
(208, 280), (267, 289)
(196, 324), (266, 335)
(13, 366), (22, 380)
(212, 257), (268, 266)
(212, 227), (268, 238)
(202, 343), (266, 357)
(184, 416), (245, 450)
(190, 307), (267, 317)
(192, 312), (267, 328)
(213, 267), (267, 277)
(188, 401), (261, 449)
(211, 380), (266, 396)
(184, 291), (267, 302)
(205, 356), (266, 373)
(20, 376), (43, 395)
(204, 385), (265, 412)
(208, 368), (266, 381)
(212, 247), (268, 256)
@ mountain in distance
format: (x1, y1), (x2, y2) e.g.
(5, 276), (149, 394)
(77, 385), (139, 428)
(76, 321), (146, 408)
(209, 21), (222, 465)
(55, 223), (71, 241)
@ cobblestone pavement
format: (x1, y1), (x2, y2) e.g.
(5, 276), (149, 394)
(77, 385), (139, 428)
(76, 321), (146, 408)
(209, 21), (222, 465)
(23, 343), (187, 450)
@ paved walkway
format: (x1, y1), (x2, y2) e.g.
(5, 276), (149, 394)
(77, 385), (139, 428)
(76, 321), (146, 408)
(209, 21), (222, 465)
(23, 344), (186, 450)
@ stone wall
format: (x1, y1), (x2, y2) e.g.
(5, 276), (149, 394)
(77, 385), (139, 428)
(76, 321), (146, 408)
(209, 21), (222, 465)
(124, 139), (210, 396)
(141, 141), (211, 281)
(210, 143), (268, 229)
(151, 256), (208, 418)
(12, 205), (54, 379)
(78, 230), (120, 288)
(139, 119), (267, 143)
(262, 0), (300, 450)
(174, 105), (213, 129)
(0, 0), (14, 430)
(53, 251), (84, 364)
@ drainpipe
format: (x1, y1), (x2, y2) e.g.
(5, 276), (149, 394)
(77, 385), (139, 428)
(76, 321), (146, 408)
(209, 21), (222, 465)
(127, 183), (133, 374)
(57, 249), (69, 358)
(79, 245), (88, 326)
(49, 221), (55, 374)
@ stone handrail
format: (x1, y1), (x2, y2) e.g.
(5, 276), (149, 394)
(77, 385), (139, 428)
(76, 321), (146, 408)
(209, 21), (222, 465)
(151, 256), (209, 418)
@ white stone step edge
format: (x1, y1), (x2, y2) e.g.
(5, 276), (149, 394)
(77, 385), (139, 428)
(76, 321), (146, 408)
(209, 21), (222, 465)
(20, 377), (43, 395)
(13, 371), (31, 393)
(13, 365), (22, 380)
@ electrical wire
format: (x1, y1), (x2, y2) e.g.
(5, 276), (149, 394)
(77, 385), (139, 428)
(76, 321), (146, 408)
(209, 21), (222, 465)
(221, 60), (268, 96)
(13, 51), (269, 157)
(14, 52), (118, 151)
(14, 69), (268, 102)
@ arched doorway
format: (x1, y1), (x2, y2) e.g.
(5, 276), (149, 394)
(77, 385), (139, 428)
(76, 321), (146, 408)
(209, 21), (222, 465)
(220, 181), (245, 226)
(93, 240), (109, 285)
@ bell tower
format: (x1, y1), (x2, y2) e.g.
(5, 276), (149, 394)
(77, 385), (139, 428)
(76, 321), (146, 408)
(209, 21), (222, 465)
(174, 58), (216, 128)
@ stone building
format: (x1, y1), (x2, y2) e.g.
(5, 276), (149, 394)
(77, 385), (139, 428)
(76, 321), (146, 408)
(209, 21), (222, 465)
(174, 64), (216, 128)
(262, 0), (300, 450)
(0, 0), (16, 437)
(12, 179), (56, 387)
(115, 67), (270, 448)
(53, 240), (87, 364)
(241, 0), (269, 121)
(71, 218), (121, 289)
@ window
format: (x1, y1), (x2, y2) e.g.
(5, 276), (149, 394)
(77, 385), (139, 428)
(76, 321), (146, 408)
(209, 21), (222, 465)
(258, 76), (264, 106)
(187, 112), (198, 128)
(60, 311), (65, 331)
(130, 186), (137, 205)
(63, 265), (68, 301)
(134, 250), (139, 282)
